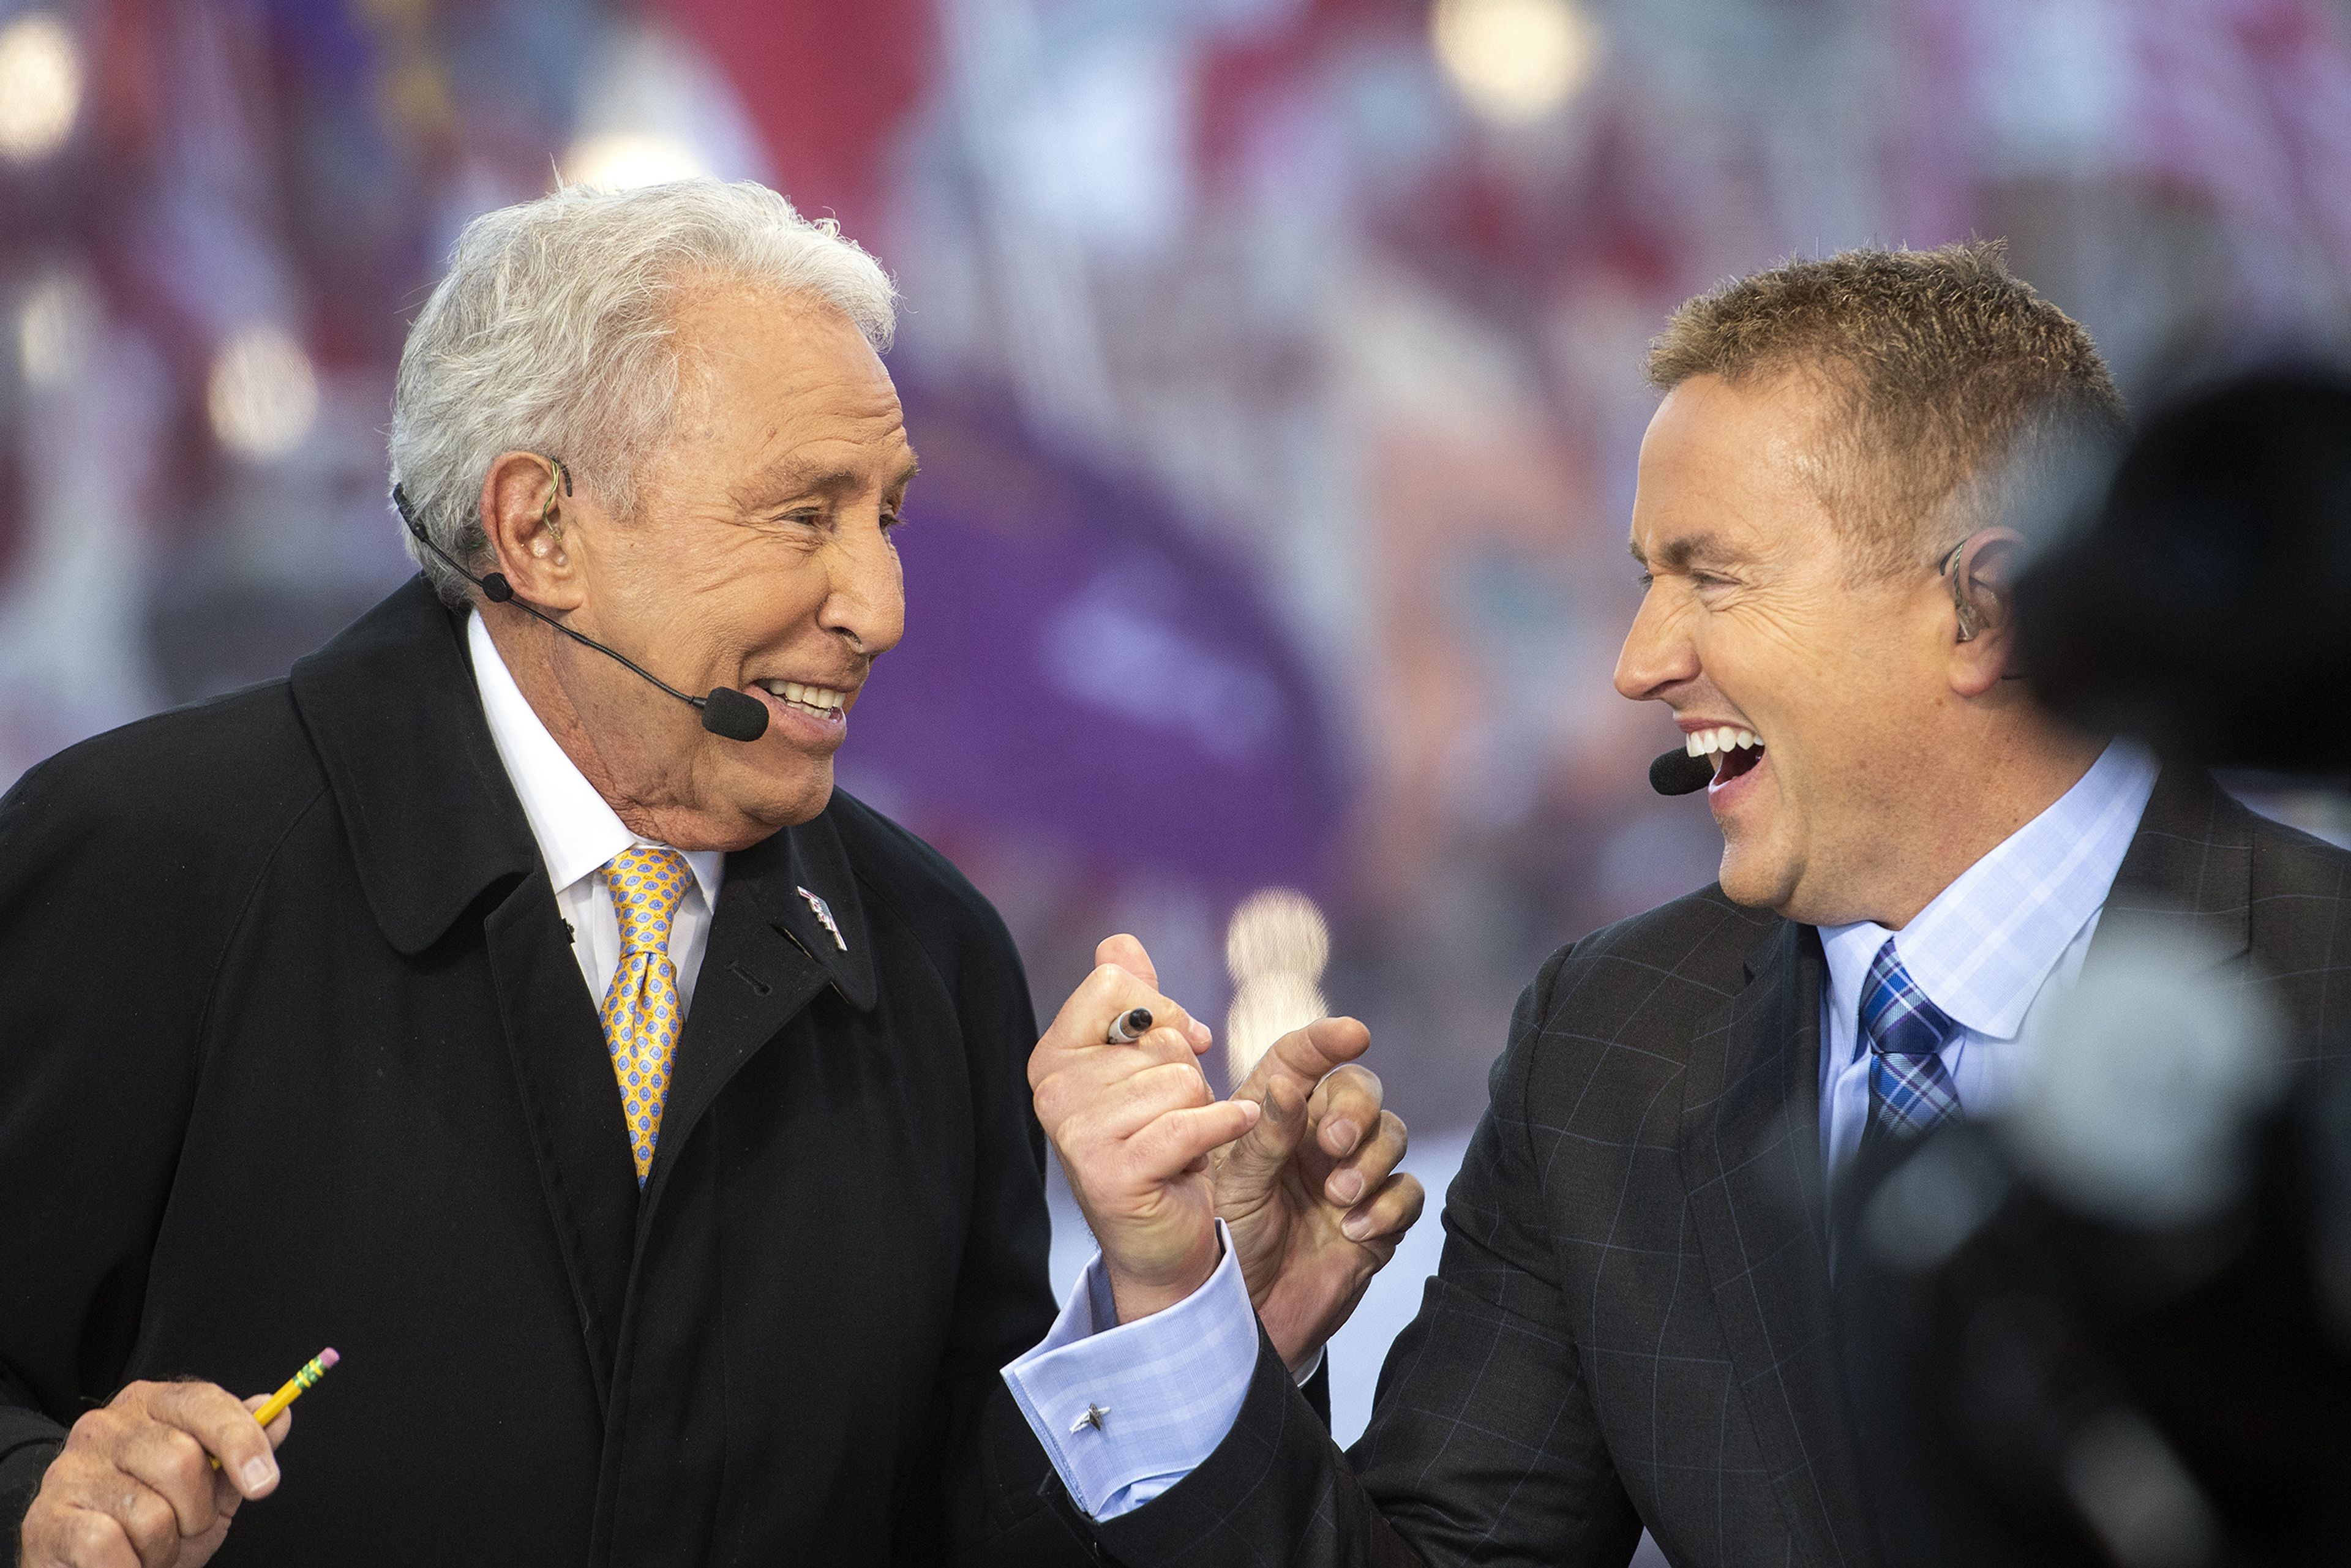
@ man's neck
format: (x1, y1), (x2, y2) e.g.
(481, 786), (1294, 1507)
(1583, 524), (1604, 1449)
(1840, 723), (2109, 931)
(479, 607), (740, 852)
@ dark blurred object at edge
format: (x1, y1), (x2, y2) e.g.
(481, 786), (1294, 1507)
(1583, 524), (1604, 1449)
(2017, 366), (2351, 776)
(1841, 368), (2351, 1568)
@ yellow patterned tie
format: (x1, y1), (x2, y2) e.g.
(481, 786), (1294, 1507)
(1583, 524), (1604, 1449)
(599, 846), (692, 1184)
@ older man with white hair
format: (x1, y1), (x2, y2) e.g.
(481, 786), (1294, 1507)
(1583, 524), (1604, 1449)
(0, 181), (1416, 1567)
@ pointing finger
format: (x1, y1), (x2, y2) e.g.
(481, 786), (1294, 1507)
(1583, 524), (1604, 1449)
(1128, 1100), (1261, 1184)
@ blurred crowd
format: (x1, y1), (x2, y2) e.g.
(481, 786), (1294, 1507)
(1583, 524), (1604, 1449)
(6, 0), (2351, 1134)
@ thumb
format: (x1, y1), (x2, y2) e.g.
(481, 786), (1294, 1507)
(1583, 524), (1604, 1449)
(1095, 932), (1159, 991)
(1236, 1016), (1370, 1111)
(1218, 1070), (1312, 1201)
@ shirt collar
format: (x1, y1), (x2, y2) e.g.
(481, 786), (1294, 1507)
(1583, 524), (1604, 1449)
(1820, 738), (2159, 1051)
(467, 610), (724, 909)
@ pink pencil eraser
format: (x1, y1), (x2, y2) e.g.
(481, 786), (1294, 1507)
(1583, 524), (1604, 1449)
(319, 1348), (340, 1368)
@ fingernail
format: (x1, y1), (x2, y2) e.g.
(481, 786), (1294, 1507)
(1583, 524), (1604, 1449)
(1188, 1019), (1212, 1047)
(1330, 1171), (1365, 1204)
(242, 1457), (275, 1492)
(1343, 1210), (1373, 1240)
(1325, 1119), (1359, 1154)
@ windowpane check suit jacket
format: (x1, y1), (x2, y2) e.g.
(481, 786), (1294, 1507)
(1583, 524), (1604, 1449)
(1080, 767), (2350, 1568)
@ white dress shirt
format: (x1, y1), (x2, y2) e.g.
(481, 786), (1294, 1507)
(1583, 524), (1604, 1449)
(468, 610), (726, 1011)
(1816, 739), (2158, 1182)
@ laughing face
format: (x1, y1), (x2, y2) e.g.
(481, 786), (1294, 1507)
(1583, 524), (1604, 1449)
(1613, 369), (1962, 926)
(477, 281), (914, 852)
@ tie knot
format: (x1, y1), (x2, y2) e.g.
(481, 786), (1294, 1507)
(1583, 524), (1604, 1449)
(605, 846), (692, 956)
(1860, 937), (1960, 1063)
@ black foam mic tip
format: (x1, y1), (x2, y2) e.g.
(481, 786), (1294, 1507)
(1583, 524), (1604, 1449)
(700, 686), (770, 742)
(1649, 746), (1714, 797)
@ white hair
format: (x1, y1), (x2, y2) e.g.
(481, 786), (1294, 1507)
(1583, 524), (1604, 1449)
(388, 178), (898, 606)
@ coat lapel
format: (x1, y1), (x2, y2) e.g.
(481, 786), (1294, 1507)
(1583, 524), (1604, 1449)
(641, 803), (880, 1208)
(290, 577), (640, 1412)
(482, 876), (642, 1407)
(1682, 918), (1878, 1567)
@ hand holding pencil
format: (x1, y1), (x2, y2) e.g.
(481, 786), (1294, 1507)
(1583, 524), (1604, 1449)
(18, 1351), (336, 1568)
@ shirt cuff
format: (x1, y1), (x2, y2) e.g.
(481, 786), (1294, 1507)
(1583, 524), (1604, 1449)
(1000, 1219), (1260, 1520)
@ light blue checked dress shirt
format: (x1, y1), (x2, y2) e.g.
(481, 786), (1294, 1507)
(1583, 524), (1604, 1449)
(1005, 742), (2160, 1522)
(1002, 1220), (1264, 1519)
(1817, 738), (2158, 1180)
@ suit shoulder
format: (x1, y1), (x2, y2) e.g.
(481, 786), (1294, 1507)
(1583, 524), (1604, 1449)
(1501, 884), (1779, 1102)
(1548, 882), (1778, 1007)
(2241, 795), (2351, 893)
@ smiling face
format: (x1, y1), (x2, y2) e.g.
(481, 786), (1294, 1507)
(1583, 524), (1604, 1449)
(1613, 369), (1968, 925)
(480, 281), (914, 850)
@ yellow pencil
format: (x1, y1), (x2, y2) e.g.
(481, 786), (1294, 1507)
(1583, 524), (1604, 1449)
(210, 1348), (338, 1471)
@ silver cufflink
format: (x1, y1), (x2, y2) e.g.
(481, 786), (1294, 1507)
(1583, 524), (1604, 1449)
(1069, 1403), (1111, 1435)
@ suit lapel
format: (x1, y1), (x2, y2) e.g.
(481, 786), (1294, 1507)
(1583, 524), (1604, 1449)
(1682, 918), (1877, 1567)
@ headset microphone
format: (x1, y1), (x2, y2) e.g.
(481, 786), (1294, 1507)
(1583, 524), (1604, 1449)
(391, 484), (770, 743)
(1649, 746), (1715, 797)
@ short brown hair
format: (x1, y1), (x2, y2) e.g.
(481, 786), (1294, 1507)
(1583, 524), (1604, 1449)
(1646, 241), (2128, 576)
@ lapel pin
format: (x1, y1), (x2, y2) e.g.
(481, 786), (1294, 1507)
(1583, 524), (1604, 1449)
(797, 886), (847, 951)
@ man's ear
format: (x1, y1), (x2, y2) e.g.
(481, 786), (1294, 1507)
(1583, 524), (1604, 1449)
(1947, 527), (2025, 697)
(476, 451), (580, 610)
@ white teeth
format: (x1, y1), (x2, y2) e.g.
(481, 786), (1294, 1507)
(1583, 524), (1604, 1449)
(1686, 726), (1762, 756)
(759, 680), (846, 712)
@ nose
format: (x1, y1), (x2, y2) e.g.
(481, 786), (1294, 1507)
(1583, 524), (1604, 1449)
(820, 516), (906, 657)
(1613, 587), (1698, 703)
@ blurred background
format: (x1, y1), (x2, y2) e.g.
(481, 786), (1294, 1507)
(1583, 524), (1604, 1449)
(7, 0), (2351, 1473)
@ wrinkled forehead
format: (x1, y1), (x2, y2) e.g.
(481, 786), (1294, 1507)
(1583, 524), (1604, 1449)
(661, 285), (914, 482)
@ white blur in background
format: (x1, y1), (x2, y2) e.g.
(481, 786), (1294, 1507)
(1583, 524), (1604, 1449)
(1430, 0), (1603, 124)
(0, 12), (82, 165)
(1224, 888), (1331, 1084)
(206, 328), (320, 461)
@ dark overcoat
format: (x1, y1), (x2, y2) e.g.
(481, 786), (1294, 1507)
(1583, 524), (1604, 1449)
(0, 579), (1092, 1565)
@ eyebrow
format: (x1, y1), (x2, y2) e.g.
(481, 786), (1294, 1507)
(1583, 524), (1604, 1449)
(1629, 531), (1741, 572)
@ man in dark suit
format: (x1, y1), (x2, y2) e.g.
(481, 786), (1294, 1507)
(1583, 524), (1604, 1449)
(1020, 242), (2351, 1566)
(0, 179), (1421, 1567)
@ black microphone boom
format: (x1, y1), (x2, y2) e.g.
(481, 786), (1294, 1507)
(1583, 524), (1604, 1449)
(1649, 747), (1714, 797)
(392, 485), (769, 743)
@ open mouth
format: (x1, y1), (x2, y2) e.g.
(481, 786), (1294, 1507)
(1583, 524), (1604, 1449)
(1685, 725), (1766, 786)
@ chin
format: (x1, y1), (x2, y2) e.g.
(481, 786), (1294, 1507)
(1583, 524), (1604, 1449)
(1714, 839), (1798, 912)
(738, 757), (836, 830)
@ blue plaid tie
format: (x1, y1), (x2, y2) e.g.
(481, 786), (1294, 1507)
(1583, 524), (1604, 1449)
(1860, 937), (1962, 1149)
